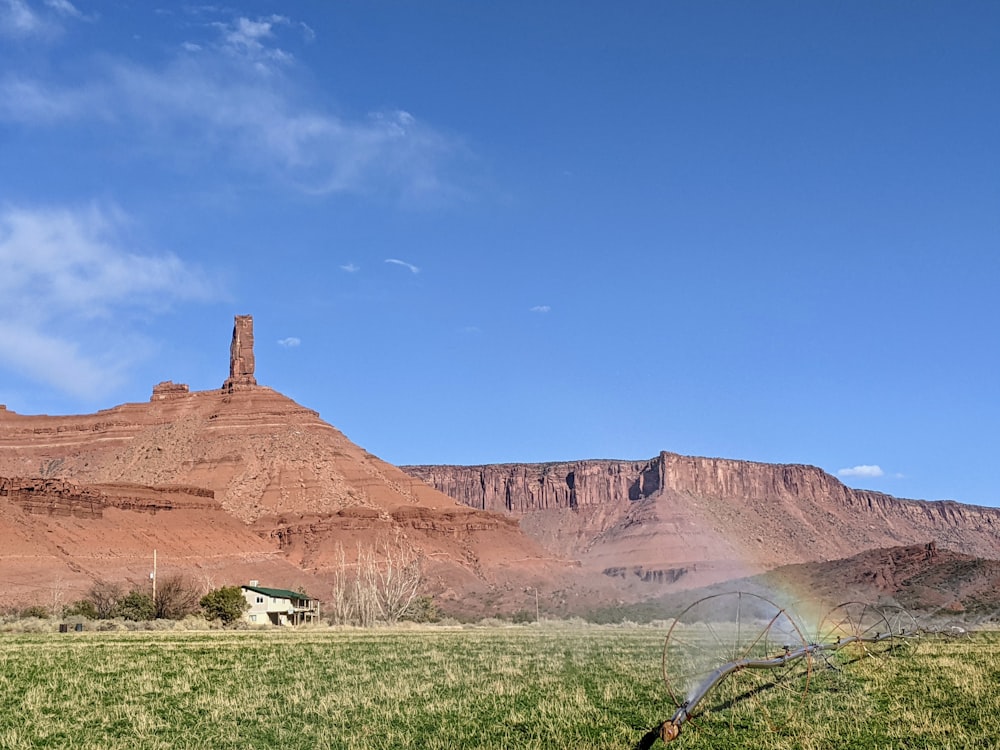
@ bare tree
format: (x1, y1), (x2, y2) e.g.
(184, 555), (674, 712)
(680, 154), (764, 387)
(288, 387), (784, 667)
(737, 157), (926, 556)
(50, 576), (67, 618)
(327, 534), (426, 627)
(353, 542), (380, 627)
(375, 532), (423, 624)
(88, 580), (124, 619)
(154, 574), (201, 619)
(329, 542), (354, 625)
(200, 573), (217, 596)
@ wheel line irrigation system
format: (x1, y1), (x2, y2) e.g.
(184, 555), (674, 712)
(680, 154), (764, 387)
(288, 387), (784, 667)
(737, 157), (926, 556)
(646, 590), (945, 746)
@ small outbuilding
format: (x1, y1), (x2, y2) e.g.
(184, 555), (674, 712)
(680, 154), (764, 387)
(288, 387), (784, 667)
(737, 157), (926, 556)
(241, 582), (319, 626)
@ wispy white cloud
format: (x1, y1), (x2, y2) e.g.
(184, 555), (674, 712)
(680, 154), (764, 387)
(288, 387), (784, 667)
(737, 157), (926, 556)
(212, 15), (295, 68)
(0, 13), (468, 200)
(0, 203), (213, 399)
(837, 465), (885, 478)
(529, 305), (551, 313)
(385, 258), (420, 274)
(0, 0), (82, 38)
(44, 0), (81, 18)
(0, 75), (105, 123)
(340, 263), (359, 273)
(0, 0), (43, 36)
(277, 337), (300, 347)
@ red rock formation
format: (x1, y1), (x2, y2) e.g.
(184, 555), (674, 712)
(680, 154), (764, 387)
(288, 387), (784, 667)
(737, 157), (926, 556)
(151, 381), (190, 401)
(403, 453), (1000, 581)
(222, 314), (257, 392)
(0, 316), (561, 609)
(0, 477), (105, 518)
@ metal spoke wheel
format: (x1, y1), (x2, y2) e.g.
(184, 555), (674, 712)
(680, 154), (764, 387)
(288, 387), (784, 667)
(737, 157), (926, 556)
(876, 604), (921, 657)
(662, 592), (811, 734)
(815, 602), (893, 668)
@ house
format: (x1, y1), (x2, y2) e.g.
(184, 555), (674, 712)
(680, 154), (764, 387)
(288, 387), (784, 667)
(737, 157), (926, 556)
(241, 582), (320, 626)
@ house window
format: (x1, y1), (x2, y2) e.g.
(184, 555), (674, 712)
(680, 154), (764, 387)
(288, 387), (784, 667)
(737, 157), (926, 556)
(256, 597), (264, 603)
(250, 615), (257, 622)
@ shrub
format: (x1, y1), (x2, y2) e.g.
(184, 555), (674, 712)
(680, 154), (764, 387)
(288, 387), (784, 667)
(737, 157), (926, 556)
(3, 617), (50, 633)
(200, 586), (249, 625)
(401, 596), (441, 623)
(19, 605), (50, 620)
(115, 590), (155, 621)
(509, 610), (534, 624)
(64, 600), (98, 619)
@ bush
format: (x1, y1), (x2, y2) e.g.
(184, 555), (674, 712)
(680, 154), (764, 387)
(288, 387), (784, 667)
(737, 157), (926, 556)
(200, 586), (249, 625)
(509, 610), (535, 624)
(115, 590), (156, 621)
(19, 605), (50, 620)
(401, 596), (441, 623)
(64, 600), (98, 619)
(2, 617), (50, 633)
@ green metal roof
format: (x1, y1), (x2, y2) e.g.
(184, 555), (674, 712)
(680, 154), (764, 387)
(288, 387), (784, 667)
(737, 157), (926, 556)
(242, 585), (312, 601)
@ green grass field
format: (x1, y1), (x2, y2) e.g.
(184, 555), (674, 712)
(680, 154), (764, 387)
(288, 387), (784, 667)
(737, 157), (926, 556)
(0, 625), (997, 749)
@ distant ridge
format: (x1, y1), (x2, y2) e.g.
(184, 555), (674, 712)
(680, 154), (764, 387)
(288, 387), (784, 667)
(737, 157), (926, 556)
(403, 454), (1000, 591)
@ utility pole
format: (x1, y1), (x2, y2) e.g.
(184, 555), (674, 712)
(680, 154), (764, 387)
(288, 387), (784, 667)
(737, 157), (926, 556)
(151, 549), (157, 607)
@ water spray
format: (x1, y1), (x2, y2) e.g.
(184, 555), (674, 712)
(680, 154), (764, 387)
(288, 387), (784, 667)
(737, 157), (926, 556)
(649, 591), (919, 745)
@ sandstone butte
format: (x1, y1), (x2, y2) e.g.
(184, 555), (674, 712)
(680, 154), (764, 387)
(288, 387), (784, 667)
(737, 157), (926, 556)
(3, 315), (1000, 617)
(0, 316), (566, 615)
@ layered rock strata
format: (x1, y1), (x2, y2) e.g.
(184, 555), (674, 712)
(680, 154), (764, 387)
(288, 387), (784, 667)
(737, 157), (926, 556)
(0, 316), (565, 610)
(403, 453), (1000, 585)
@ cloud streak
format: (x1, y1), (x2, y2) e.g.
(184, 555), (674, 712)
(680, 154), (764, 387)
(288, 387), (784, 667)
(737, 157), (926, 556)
(530, 305), (551, 313)
(0, 203), (213, 399)
(0, 0), (44, 36)
(0, 0), (82, 38)
(0, 12), (468, 200)
(277, 337), (301, 347)
(837, 465), (885, 478)
(385, 258), (420, 274)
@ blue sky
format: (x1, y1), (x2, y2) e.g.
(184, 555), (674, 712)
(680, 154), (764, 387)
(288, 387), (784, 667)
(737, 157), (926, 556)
(0, 1), (997, 506)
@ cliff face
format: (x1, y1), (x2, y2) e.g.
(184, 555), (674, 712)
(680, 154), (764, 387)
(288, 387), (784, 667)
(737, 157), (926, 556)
(405, 451), (996, 524)
(403, 452), (1000, 583)
(0, 477), (217, 518)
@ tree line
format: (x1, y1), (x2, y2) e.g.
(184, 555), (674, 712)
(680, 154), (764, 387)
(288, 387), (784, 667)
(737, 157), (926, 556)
(14, 577), (249, 625)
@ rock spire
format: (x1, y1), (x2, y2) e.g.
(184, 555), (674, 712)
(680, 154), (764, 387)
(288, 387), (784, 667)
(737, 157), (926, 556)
(223, 314), (258, 392)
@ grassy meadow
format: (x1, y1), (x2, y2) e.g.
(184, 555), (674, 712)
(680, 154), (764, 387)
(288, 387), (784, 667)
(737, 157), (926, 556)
(0, 625), (997, 749)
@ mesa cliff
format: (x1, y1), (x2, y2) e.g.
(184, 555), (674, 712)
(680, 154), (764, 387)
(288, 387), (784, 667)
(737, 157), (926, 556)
(403, 454), (1000, 591)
